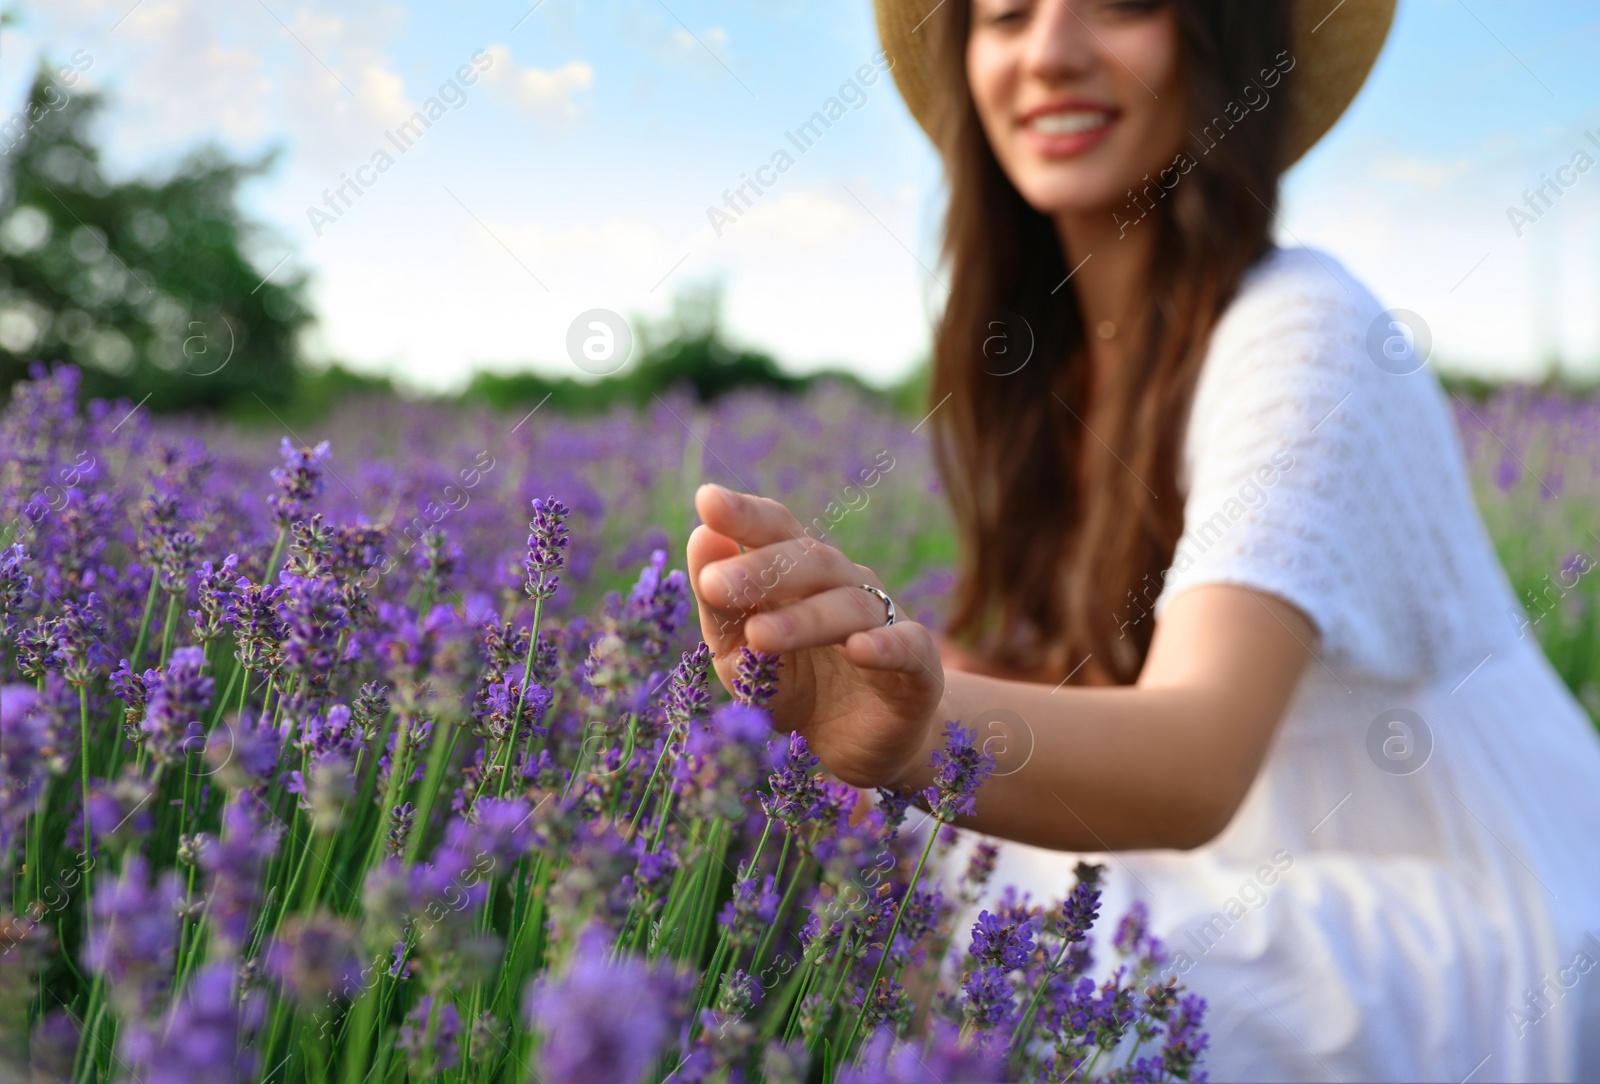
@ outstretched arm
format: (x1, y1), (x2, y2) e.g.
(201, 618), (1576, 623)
(686, 483), (1314, 853)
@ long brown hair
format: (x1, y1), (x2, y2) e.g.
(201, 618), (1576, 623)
(929, 1), (1291, 685)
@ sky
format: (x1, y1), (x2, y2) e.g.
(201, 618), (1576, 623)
(3, 0), (1598, 393)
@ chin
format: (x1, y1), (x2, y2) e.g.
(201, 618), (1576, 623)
(1011, 172), (1129, 220)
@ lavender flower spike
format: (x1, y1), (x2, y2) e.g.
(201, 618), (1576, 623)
(524, 496), (571, 601)
(921, 721), (997, 823)
(733, 646), (780, 708)
(119, 962), (260, 1084)
(268, 437), (331, 526)
(762, 730), (823, 830)
(82, 854), (184, 1022)
(524, 923), (689, 1084)
(142, 646), (213, 765)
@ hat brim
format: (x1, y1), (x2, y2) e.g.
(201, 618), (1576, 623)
(873, 0), (1396, 167)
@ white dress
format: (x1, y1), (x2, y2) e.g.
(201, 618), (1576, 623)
(977, 246), (1600, 1083)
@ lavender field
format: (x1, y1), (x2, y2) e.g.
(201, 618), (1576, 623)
(0, 362), (1594, 1084)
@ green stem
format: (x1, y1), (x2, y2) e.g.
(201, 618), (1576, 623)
(780, 958), (818, 1043)
(1011, 936), (1078, 1056)
(750, 848), (807, 975)
(158, 590), (179, 667)
(404, 715), (458, 867)
(843, 821), (942, 1059)
(265, 524), (289, 583)
(77, 687), (92, 914)
(627, 719), (681, 838)
(128, 571), (161, 670)
(70, 981), (106, 1084)
(496, 595), (545, 801)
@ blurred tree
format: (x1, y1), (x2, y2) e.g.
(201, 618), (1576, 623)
(616, 281), (807, 404)
(0, 62), (311, 411)
(461, 281), (881, 414)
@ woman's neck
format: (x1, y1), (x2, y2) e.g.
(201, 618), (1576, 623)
(1054, 208), (1158, 393)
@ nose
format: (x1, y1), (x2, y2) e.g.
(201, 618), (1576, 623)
(1022, 0), (1097, 85)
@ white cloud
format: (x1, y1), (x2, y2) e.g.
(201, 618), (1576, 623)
(478, 46), (592, 124)
(705, 189), (864, 248)
(28, 0), (419, 170)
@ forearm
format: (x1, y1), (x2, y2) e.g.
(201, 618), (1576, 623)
(891, 669), (1268, 852)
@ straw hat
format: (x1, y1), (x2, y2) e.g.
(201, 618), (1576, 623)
(872, 0), (1396, 165)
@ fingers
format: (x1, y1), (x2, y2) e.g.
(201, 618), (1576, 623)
(744, 584), (897, 655)
(697, 536), (878, 612)
(695, 484), (811, 550)
(685, 523), (748, 656)
(844, 621), (944, 680)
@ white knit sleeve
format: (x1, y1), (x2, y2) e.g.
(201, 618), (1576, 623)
(1151, 248), (1511, 681)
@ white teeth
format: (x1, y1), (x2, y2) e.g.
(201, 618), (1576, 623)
(1029, 111), (1111, 135)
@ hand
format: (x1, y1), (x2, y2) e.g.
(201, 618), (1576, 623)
(685, 483), (946, 790)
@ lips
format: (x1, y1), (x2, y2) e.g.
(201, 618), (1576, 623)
(1019, 102), (1119, 158)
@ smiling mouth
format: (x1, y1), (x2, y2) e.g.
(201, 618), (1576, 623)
(1025, 110), (1115, 136)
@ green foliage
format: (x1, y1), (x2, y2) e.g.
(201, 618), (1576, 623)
(461, 283), (882, 415)
(0, 62), (312, 412)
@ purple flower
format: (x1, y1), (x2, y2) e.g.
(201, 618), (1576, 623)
(295, 702), (365, 760)
(761, 731), (823, 829)
(474, 677), (551, 743)
(142, 646), (213, 765)
(263, 914), (364, 1008)
(199, 794), (282, 953)
(664, 642), (712, 728)
(920, 721), (996, 822)
(227, 576), (287, 673)
(110, 659), (151, 729)
(1113, 900), (1169, 972)
(29, 1011), (78, 1081)
(732, 646), (780, 707)
(873, 786), (915, 838)
(843, 1017), (1010, 1083)
(190, 554), (239, 642)
(672, 702), (770, 821)
(268, 438), (331, 526)
(397, 994), (462, 1074)
(717, 873), (780, 948)
(524, 923), (689, 1084)
(964, 840), (1001, 893)
(119, 962), (260, 1084)
(53, 593), (109, 688)
(444, 797), (534, 869)
(1, 684), (59, 865)
(82, 854), (184, 1020)
(961, 964), (1016, 1028)
(1160, 992), (1210, 1080)
(298, 751), (356, 834)
(623, 836), (678, 904)
(204, 708), (283, 791)
(387, 802), (416, 857)
(523, 496), (571, 601)
(618, 548), (691, 658)
(16, 613), (62, 680)
(712, 701), (769, 745)
(1058, 861), (1105, 942)
(970, 908), (1037, 971)
(0, 543), (32, 644)
(276, 572), (349, 700)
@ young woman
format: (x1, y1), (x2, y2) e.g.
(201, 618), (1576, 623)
(685, 0), (1600, 1078)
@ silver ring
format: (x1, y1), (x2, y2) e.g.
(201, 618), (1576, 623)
(856, 583), (896, 627)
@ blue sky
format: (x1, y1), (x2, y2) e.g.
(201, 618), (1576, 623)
(5, 0), (1598, 391)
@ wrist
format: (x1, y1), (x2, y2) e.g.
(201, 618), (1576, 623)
(884, 678), (964, 793)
